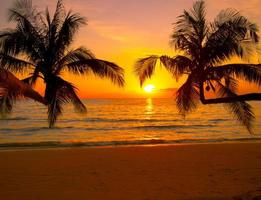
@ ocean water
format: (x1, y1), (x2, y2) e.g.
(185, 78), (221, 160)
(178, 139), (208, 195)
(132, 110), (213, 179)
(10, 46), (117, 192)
(0, 98), (260, 148)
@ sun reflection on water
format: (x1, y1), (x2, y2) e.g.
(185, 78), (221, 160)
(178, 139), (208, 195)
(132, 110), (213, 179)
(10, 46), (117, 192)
(145, 98), (154, 118)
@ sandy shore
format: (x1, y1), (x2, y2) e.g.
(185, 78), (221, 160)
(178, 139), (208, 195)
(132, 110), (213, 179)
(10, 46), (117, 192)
(0, 142), (261, 200)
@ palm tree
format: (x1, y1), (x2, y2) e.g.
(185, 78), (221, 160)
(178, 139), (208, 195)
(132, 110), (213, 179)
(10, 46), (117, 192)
(0, 0), (124, 127)
(135, 0), (261, 133)
(0, 69), (46, 117)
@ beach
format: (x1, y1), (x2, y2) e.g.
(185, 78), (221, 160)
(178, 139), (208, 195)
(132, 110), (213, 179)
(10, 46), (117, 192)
(0, 142), (261, 200)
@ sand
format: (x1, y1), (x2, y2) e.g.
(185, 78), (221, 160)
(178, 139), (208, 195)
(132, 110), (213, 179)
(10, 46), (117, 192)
(0, 142), (261, 200)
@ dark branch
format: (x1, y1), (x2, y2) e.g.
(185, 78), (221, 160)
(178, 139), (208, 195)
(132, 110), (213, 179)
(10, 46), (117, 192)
(201, 93), (261, 104)
(199, 82), (261, 104)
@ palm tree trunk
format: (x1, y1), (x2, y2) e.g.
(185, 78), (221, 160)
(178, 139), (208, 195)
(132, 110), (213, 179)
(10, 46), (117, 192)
(199, 82), (261, 104)
(0, 69), (47, 105)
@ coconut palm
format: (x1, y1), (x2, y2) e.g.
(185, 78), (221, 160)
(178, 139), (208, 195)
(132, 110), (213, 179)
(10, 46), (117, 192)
(0, 69), (46, 117)
(135, 0), (261, 133)
(0, 0), (124, 127)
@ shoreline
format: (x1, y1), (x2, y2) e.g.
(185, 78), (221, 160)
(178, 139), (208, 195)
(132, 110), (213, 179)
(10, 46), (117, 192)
(0, 142), (261, 199)
(1, 137), (261, 151)
(0, 138), (261, 152)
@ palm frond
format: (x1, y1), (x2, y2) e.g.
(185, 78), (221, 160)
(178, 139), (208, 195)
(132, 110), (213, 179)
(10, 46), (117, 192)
(68, 59), (125, 87)
(46, 2), (86, 72)
(176, 0), (206, 38)
(215, 80), (254, 133)
(0, 30), (28, 56)
(8, 0), (33, 21)
(0, 84), (7, 97)
(215, 77), (238, 97)
(8, 0), (44, 38)
(58, 79), (86, 114)
(135, 56), (159, 86)
(46, 94), (64, 128)
(212, 9), (259, 43)
(204, 9), (259, 64)
(0, 73), (14, 117)
(0, 95), (15, 118)
(21, 69), (42, 86)
(22, 76), (37, 86)
(55, 47), (94, 74)
(45, 0), (66, 63)
(160, 55), (192, 81)
(45, 8), (51, 27)
(176, 75), (200, 116)
(55, 11), (86, 52)
(135, 55), (193, 86)
(212, 64), (261, 85)
(188, 0), (207, 40)
(171, 1), (207, 58)
(46, 0), (66, 52)
(171, 32), (198, 58)
(226, 101), (254, 134)
(0, 53), (35, 74)
(50, 0), (65, 31)
(44, 75), (86, 127)
(0, 23), (44, 62)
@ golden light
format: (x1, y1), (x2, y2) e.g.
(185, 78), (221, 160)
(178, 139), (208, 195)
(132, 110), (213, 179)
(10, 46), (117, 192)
(144, 84), (155, 93)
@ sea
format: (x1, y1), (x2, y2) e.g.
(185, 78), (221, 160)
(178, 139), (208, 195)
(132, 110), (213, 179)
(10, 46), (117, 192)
(0, 98), (260, 149)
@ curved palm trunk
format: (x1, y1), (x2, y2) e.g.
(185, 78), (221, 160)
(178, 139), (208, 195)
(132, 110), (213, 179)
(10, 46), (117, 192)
(0, 69), (47, 105)
(21, 84), (47, 105)
(199, 82), (261, 104)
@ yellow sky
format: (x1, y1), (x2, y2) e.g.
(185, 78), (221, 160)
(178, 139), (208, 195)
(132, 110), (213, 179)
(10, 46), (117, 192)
(0, 0), (260, 98)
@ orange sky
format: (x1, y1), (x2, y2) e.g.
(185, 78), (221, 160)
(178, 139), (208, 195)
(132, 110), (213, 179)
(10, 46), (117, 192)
(0, 0), (260, 98)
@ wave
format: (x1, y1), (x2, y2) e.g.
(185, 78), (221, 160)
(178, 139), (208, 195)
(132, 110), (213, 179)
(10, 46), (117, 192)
(0, 116), (231, 124)
(0, 117), (29, 121)
(22, 117), (229, 125)
(82, 124), (215, 131)
(0, 124), (216, 133)
(131, 124), (215, 130)
(208, 119), (229, 123)
(1, 137), (261, 150)
(61, 118), (176, 123)
(0, 126), (75, 134)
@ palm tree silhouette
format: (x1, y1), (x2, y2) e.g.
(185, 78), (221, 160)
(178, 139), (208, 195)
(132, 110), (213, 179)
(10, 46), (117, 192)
(0, 0), (124, 127)
(135, 0), (261, 133)
(0, 69), (46, 117)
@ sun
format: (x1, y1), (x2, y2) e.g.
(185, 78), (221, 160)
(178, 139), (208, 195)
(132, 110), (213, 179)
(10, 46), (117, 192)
(144, 84), (155, 93)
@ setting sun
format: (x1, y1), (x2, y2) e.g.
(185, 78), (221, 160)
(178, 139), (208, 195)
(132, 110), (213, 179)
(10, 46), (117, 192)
(144, 84), (155, 93)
